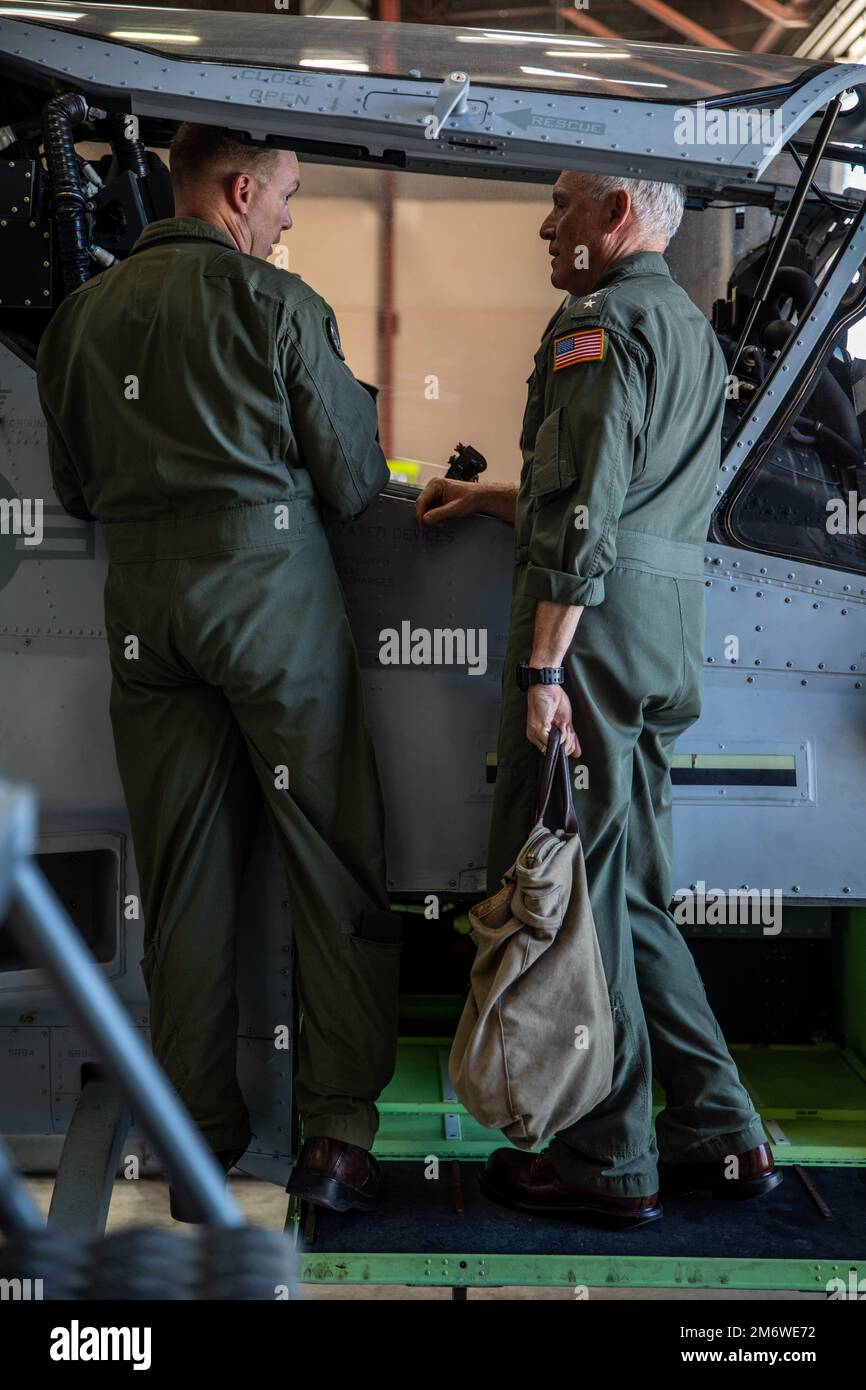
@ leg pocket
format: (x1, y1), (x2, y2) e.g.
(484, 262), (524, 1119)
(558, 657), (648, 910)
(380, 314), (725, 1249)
(338, 917), (401, 1093)
(552, 993), (652, 1161)
(345, 907), (403, 946)
(611, 990), (651, 1100)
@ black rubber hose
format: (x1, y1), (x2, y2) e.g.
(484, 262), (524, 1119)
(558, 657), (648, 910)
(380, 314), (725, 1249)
(42, 92), (91, 294)
(110, 110), (148, 180)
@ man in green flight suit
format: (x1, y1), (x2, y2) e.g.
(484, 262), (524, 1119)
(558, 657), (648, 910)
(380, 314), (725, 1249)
(417, 170), (781, 1229)
(37, 124), (400, 1217)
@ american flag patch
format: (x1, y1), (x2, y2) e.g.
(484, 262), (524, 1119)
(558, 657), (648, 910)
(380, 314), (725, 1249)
(553, 328), (606, 370)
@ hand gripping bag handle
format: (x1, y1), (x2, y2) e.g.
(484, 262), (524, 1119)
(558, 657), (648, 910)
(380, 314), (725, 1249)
(535, 726), (578, 834)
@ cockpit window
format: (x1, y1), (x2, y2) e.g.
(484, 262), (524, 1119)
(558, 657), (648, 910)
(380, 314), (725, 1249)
(721, 406), (866, 576)
(714, 185), (866, 579)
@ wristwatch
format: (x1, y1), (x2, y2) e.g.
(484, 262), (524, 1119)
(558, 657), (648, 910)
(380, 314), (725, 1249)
(516, 661), (565, 691)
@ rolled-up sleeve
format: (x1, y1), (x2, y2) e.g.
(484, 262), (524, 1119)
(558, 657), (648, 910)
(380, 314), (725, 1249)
(524, 327), (649, 607)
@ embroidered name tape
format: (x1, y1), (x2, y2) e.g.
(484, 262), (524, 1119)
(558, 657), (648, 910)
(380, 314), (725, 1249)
(553, 328), (606, 370)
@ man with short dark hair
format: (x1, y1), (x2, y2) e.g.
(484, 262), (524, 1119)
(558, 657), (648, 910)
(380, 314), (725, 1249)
(37, 123), (400, 1218)
(168, 124), (283, 254)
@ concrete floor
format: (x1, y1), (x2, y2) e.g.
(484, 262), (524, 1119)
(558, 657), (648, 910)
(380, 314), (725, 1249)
(19, 1174), (826, 1300)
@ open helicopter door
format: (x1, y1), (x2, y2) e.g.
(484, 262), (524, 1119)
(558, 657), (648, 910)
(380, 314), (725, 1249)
(1, 7), (865, 190)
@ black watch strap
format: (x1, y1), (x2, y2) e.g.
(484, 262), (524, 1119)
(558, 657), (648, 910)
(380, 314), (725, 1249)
(517, 661), (565, 691)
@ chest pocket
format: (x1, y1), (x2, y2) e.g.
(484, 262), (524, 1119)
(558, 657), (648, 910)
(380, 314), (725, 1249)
(519, 370), (544, 477)
(530, 407), (577, 499)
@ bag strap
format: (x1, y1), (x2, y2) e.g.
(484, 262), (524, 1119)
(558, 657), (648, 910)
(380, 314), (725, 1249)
(535, 727), (578, 834)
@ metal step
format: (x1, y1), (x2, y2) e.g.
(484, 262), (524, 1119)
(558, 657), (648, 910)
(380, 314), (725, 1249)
(295, 1160), (866, 1291)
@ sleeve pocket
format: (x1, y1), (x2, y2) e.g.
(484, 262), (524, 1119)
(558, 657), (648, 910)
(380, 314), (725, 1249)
(529, 407), (577, 498)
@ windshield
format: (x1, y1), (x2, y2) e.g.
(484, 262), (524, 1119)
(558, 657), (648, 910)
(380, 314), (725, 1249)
(0, 4), (836, 104)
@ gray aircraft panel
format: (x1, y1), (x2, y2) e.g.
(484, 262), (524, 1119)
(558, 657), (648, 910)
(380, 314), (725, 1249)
(0, 347), (119, 810)
(674, 675), (862, 904)
(684, 542), (866, 903)
(0, 1025), (51, 1133)
(365, 668), (500, 896)
(51, 1026), (106, 1129)
(0, 645), (118, 809)
(0, 348), (100, 622)
(0, 828), (127, 989)
(320, 496), (866, 904)
(0, 822), (140, 1007)
(2, 13), (865, 190)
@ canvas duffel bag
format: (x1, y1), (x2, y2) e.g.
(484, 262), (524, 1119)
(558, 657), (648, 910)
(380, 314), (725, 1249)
(449, 728), (614, 1149)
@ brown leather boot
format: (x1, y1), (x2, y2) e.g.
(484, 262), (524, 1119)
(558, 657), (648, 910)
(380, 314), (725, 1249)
(657, 1142), (782, 1201)
(286, 1138), (381, 1213)
(169, 1146), (247, 1224)
(480, 1148), (662, 1230)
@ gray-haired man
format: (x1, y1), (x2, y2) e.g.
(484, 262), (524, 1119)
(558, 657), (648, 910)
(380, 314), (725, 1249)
(417, 171), (778, 1227)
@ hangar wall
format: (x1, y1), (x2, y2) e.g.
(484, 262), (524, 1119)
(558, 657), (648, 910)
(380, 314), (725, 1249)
(279, 188), (750, 483)
(274, 182), (561, 482)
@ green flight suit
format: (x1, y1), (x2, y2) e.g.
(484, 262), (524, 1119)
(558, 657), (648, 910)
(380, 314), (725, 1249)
(487, 250), (768, 1196)
(36, 216), (401, 1156)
